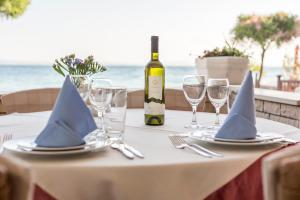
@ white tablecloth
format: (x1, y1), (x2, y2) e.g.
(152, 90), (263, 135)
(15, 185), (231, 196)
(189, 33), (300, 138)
(0, 109), (300, 200)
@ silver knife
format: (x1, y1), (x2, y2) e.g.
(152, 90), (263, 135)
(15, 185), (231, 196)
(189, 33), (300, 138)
(123, 143), (144, 158)
(111, 143), (135, 159)
(186, 141), (223, 157)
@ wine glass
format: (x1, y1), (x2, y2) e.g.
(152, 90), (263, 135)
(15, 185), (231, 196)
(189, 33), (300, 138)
(89, 78), (112, 139)
(207, 78), (229, 130)
(69, 75), (90, 102)
(182, 75), (207, 129)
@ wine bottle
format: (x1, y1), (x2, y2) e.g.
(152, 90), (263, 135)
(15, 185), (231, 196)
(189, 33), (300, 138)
(144, 36), (165, 125)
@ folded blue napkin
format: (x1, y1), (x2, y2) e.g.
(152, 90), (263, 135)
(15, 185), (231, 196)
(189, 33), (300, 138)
(35, 76), (97, 147)
(215, 71), (257, 140)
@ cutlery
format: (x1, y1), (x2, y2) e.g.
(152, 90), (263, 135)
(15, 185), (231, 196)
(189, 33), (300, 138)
(123, 143), (144, 158)
(280, 138), (297, 144)
(168, 135), (212, 158)
(2, 134), (12, 144)
(0, 133), (13, 153)
(185, 140), (223, 157)
(110, 143), (134, 159)
(257, 133), (297, 144)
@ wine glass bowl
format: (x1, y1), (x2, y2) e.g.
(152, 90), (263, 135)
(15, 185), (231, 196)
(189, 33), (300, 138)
(89, 78), (112, 139)
(182, 75), (207, 129)
(207, 78), (229, 129)
(89, 88), (112, 111)
(183, 83), (206, 105)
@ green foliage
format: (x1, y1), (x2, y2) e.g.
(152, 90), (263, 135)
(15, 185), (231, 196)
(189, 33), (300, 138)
(52, 54), (107, 77)
(233, 12), (297, 49)
(200, 42), (247, 58)
(232, 12), (298, 86)
(0, 0), (29, 18)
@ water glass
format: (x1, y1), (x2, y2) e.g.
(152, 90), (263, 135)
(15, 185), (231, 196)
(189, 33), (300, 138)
(104, 87), (127, 142)
(89, 78), (112, 139)
(182, 75), (207, 129)
(69, 75), (90, 102)
(207, 78), (229, 129)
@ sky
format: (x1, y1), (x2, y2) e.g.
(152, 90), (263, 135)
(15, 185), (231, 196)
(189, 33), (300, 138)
(0, 0), (299, 67)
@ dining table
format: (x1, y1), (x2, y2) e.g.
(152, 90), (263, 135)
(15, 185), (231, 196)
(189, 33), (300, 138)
(0, 109), (300, 200)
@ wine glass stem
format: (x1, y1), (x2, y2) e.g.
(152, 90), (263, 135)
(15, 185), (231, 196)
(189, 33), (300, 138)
(215, 107), (220, 125)
(192, 105), (197, 125)
(98, 111), (105, 136)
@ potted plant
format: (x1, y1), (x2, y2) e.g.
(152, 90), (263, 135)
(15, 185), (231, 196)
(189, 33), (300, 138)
(195, 43), (249, 85)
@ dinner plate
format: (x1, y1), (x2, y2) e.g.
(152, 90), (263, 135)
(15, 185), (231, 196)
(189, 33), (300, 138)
(3, 138), (108, 155)
(189, 132), (284, 146)
(203, 132), (284, 143)
(17, 139), (96, 151)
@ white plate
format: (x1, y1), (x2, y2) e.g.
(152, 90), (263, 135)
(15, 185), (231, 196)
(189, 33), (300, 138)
(206, 132), (284, 143)
(190, 134), (283, 146)
(17, 139), (96, 151)
(3, 138), (108, 156)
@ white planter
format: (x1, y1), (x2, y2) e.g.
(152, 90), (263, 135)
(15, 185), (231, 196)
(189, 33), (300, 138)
(195, 56), (249, 85)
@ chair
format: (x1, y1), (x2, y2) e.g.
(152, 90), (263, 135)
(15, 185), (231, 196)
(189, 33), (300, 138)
(0, 163), (9, 200)
(127, 88), (228, 113)
(0, 88), (228, 114)
(262, 145), (300, 200)
(0, 88), (60, 114)
(277, 75), (300, 92)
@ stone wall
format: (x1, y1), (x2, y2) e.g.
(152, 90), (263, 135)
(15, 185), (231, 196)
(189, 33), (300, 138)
(256, 100), (300, 128)
(232, 87), (300, 128)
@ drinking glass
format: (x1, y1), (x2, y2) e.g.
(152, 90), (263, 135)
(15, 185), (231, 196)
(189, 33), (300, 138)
(89, 78), (112, 139)
(207, 78), (229, 129)
(103, 86), (127, 142)
(69, 75), (90, 102)
(182, 75), (207, 129)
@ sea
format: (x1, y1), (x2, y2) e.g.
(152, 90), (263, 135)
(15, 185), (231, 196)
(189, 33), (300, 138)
(0, 65), (283, 92)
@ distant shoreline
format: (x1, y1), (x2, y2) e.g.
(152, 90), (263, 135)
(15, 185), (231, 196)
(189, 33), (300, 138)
(0, 64), (283, 68)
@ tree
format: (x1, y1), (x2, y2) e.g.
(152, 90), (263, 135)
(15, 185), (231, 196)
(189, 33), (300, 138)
(232, 12), (298, 87)
(0, 0), (30, 18)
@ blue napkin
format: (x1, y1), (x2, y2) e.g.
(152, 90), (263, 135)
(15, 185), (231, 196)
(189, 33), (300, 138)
(215, 71), (257, 140)
(35, 76), (97, 147)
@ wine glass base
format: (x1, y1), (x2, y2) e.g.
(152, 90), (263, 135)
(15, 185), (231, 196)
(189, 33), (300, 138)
(184, 124), (204, 129)
(205, 124), (221, 131)
(206, 125), (220, 130)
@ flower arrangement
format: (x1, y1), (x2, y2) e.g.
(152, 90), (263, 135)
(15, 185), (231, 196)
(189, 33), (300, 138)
(52, 54), (106, 77)
(200, 42), (247, 58)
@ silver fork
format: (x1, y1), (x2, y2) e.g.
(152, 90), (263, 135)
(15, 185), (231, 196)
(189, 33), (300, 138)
(2, 134), (12, 144)
(168, 135), (212, 158)
(0, 133), (12, 153)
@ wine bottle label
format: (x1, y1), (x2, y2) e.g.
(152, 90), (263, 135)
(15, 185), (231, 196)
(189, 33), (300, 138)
(149, 76), (162, 99)
(145, 75), (165, 115)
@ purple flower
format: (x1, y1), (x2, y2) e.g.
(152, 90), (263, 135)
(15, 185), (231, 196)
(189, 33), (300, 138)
(74, 58), (83, 66)
(66, 58), (73, 66)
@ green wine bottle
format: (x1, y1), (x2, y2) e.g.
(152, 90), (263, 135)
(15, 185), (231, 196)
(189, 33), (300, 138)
(144, 36), (165, 125)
